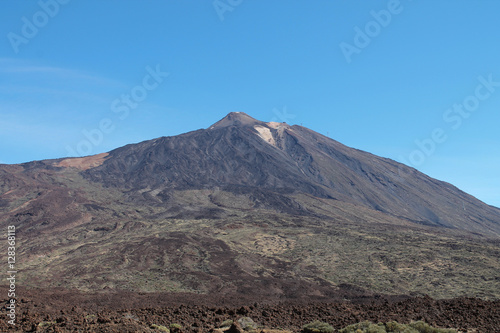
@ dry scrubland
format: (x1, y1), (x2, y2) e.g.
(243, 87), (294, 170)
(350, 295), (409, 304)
(1, 113), (499, 332)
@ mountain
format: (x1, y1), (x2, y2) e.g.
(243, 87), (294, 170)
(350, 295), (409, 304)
(82, 112), (500, 235)
(1, 112), (499, 299)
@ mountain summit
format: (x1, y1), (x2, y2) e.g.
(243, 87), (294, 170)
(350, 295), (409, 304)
(209, 111), (263, 129)
(1, 112), (499, 298)
(80, 112), (500, 236)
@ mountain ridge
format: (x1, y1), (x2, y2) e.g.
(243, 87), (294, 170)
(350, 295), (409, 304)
(6, 112), (500, 235)
(75, 112), (500, 236)
(1, 112), (499, 299)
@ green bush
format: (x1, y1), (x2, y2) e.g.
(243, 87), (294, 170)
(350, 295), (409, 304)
(384, 321), (408, 332)
(38, 321), (55, 328)
(169, 323), (182, 333)
(237, 316), (258, 331)
(220, 319), (234, 328)
(151, 324), (170, 332)
(302, 320), (335, 333)
(408, 321), (456, 333)
(339, 321), (457, 333)
(339, 321), (386, 333)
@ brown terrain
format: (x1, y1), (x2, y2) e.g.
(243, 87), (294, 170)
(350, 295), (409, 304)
(1, 112), (499, 331)
(1, 286), (499, 332)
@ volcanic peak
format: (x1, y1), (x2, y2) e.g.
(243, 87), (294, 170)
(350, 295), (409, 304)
(209, 112), (263, 129)
(208, 112), (292, 147)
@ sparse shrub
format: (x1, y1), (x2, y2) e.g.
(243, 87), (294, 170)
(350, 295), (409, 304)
(339, 321), (373, 333)
(409, 321), (434, 333)
(169, 323), (183, 333)
(302, 320), (335, 333)
(408, 321), (457, 333)
(238, 316), (258, 331)
(151, 324), (170, 332)
(384, 321), (407, 332)
(38, 321), (55, 328)
(340, 321), (395, 333)
(124, 312), (139, 321)
(220, 319), (234, 328)
(339, 321), (457, 333)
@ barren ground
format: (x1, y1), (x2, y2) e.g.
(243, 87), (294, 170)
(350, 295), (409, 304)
(1, 287), (499, 332)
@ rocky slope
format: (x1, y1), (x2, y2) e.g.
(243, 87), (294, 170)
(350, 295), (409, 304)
(82, 112), (500, 235)
(0, 112), (499, 299)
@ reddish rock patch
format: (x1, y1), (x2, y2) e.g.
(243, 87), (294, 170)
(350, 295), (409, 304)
(57, 153), (109, 170)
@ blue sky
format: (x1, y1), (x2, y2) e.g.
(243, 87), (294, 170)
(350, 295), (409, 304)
(1, 0), (499, 208)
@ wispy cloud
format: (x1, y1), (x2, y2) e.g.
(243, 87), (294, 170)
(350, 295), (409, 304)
(0, 59), (127, 112)
(0, 57), (127, 89)
(0, 59), (132, 157)
(0, 58), (170, 162)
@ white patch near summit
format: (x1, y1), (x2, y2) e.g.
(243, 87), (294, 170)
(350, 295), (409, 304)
(266, 122), (282, 129)
(266, 121), (290, 130)
(254, 125), (276, 146)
